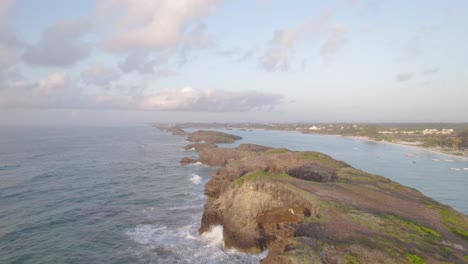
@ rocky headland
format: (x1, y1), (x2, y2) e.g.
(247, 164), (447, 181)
(165, 128), (468, 263)
(186, 130), (242, 143)
(155, 125), (189, 136)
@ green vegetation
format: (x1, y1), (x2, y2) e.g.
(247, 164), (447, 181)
(298, 152), (340, 167)
(382, 214), (441, 239)
(236, 171), (291, 185)
(265, 148), (289, 154)
(188, 130), (242, 143)
(441, 207), (468, 241)
(337, 167), (373, 183)
(406, 253), (426, 264)
(344, 253), (360, 264)
(458, 129), (468, 148)
(423, 136), (462, 149)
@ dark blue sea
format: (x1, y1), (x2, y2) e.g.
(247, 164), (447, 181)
(0, 126), (467, 263)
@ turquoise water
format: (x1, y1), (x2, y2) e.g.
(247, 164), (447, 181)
(206, 128), (468, 214)
(0, 126), (467, 263)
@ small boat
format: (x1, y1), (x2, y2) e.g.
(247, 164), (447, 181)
(445, 159), (454, 162)
(406, 154), (416, 157)
(431, 159), (440, 161)
(450, 168), (460, 171)
(464, 168), (468, 171)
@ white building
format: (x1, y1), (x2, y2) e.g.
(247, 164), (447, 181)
(422, 128), (454, 135)
(440, 129), (454, 135)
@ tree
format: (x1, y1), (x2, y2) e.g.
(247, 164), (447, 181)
(450, 138), (462, 149)
(458, 129), (468, 148)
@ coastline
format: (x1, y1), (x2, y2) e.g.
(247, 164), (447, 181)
(172, 128), (468, 263)
(341, 135), (468, 161)
(223, 127), (468, 161)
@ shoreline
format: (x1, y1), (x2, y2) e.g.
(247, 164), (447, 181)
(223, 127), (468, 161)
(341, 135), (468, 161)
(173, 128), (468, 262)
(174, 125), (468, 160)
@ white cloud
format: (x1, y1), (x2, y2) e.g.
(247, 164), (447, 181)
(23, 20), (92, 67)
(320, 24), (347, 60)
(0, 25), (21, 71)
(118, 50), (166, 74)
(38, 71), (68, 94)
(0, 72), (72, 108)
(140, 87), (283, 111)
(259, 10), (336, 71)
(1, 76), (283, 112)
(0, 5), (23, 81)
(95, 1), (221, 74)
(81, 61), (119, 86)
(96, 0), (222, 53)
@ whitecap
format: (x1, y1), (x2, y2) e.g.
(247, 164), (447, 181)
(126, 223), (268, 263)
(190, 174), (203, 185)
(201, 225), (225, 247)
(181, 147), (196, 152)
(168, 205), (202, 211)
(186, 161), (206, 167)
(125, 224), (168, 245)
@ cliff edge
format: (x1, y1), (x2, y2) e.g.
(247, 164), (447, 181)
(182, 141), (468, 263)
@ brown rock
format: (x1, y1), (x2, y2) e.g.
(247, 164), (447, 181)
(180, 157), (198, 165)
(196, 145), (468, 263)
(186, 130), (242, 143)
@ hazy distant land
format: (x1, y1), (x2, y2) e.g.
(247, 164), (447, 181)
(156, 123), (468, 158)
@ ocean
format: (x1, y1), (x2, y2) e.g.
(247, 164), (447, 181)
(0, 126), (467, 263)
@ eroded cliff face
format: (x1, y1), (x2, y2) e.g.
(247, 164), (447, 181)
(182, 142), (468, 264)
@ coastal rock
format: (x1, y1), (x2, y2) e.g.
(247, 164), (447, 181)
(180, 157), (198, 165)
(237, 144), (273, 152)
(287, 164), (337, 182)
(157, 126), (189, 136)
(190, 142), (468, 263)
(187, 130), (242, 143)
(183, 142), (218, 151)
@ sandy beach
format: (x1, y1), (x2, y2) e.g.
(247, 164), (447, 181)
(344, 135), (468, 161)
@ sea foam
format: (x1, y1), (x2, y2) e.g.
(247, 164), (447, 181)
(190, 174), (203, 185)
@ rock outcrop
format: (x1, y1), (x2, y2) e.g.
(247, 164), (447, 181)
(157, 125), (189, 136)
(183, 142), (218, 151)
(186, 130), (242, 143)
(180, 157), (198, 165)
(186, 142), (468, 264)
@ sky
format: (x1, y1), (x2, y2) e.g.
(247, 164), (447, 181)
(0, 0), (467, 125)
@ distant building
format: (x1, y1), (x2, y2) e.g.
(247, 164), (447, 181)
(423, 129), (438, 135)
(378, 131), (394, 134)
(422, 128), (454, 135)
(440, 129), (454, 135)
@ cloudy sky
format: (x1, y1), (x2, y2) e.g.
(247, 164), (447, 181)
(1, 0), (467, 125)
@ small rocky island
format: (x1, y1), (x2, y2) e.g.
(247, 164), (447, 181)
(163, 127), (468, 263)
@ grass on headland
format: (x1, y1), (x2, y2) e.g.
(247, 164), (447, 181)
(440, 206), (468, 241)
